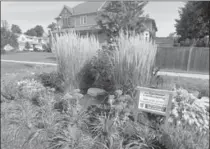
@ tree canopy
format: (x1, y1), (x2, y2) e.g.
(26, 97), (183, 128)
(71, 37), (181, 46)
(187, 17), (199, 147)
(11, 24), (22, 34)
(25, 25), (44, 37)
(175, 1), (209, 40)
(96, 1), (148, 40)
(1, 21), (18, 49)
(47, 22), (57, 31)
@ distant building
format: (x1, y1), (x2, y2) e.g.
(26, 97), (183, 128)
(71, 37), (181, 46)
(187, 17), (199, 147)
(3, 44), (14, 51)
(15, 34), (48, 51)
(52, 2), (158, 43)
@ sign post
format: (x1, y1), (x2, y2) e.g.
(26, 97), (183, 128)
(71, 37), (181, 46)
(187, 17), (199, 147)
(134, 87), (173, 128)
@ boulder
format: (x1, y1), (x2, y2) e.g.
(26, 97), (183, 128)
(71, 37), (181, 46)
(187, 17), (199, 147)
(87, 88), (107, 97)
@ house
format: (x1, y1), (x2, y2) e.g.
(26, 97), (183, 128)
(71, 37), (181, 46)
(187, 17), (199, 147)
(16, 34), (48, 51)
(3, 44), (14, 51)
(52, 1), (157, 43)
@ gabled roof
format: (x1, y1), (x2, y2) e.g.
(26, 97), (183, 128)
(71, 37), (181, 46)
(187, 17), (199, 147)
(72, 1), (105, 15)
(57, 1), (106, 18)
(139, 17), (158, 32)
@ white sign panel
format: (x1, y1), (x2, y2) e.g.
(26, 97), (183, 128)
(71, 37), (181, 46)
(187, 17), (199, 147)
(138, 90), (169, 115)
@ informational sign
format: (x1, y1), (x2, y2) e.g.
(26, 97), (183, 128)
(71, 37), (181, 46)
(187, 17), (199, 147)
(134, 87), (174, 128)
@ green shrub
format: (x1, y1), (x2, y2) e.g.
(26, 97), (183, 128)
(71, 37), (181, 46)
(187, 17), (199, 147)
(77, 48), (115, 94)
(37, 71), (65, 93)
(42, 43), (51, 52)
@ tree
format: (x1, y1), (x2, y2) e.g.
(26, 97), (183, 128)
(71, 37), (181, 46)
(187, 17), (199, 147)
(1, 22), (18, 49)
(25, 28), (37, 37)
(96, 1), (148, 40)
(34, 25), (44, 37)
(25, 42), (31, 50)
(47, 22), (57, 31)
(24, 25), (44, 37)
(11, 24), (22, 34)
(175, 1), (209, 40)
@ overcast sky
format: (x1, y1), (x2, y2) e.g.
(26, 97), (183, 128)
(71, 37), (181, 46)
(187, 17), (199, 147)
(1, 1), (185, 37)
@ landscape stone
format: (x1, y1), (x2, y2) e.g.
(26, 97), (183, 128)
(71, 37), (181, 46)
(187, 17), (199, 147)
(73, 89), (81, 93)
(192, 91), (199, 98)
(72, 92), (84, 100)
(115, 90), (123, 97)
(63, 93), (73, 100)
(87, 88), (107, 97)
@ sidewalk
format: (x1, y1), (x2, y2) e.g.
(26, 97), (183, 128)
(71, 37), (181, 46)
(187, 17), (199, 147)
(1, 59), (209, 80)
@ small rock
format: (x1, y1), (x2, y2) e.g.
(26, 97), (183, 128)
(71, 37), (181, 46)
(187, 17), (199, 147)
(115, 90), (123, 97)
(73, 89), (81, 93)
(87, 88), (107, 97)
(192, 91), (199, 98)
(73, 93), (84, 100)
(63, 93), (73, 100)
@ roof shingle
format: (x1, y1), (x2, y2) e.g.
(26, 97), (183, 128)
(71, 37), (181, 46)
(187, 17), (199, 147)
(71, 2), (105, 15)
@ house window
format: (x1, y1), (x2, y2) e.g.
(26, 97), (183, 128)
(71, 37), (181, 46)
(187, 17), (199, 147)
(63, 17), (69, 27)
(80, 15), (87, 25)
(68, 17), (71, 26)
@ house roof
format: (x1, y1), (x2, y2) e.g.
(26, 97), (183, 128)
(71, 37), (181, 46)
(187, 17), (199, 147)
(57, 1), (105, 18)
(72, 2), (105, 15)
(139, 17), (157, 32)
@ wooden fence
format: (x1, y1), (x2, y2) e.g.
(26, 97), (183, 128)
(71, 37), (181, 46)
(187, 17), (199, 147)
(155, 47), (209, 73)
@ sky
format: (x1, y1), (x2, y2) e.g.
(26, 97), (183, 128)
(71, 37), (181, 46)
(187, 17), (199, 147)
(1, 1), (185, 37)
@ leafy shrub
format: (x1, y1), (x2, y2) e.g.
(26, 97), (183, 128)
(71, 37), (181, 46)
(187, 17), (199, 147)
(52, 31), (100, 90)
(169, 88), (209, 132)
(42, 43), (51, 52)
(36, 71), (65, 93)
(167, 125), (209, 149)
(77, 48), (115, 94)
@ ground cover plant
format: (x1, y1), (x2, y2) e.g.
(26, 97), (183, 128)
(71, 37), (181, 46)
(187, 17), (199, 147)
(1, 31), (209, 149)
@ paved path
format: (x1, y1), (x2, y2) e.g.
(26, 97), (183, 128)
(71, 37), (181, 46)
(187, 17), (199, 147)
(1, 59), (209, 80)
(1, 59), (57, 66)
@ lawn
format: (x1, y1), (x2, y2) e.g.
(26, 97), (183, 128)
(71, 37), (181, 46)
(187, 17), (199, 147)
(1, 51), (56, 63)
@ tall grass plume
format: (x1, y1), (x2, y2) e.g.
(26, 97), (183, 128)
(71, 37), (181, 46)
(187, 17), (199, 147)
(113, 31), (157, 94)
(52, 32), (100, 91)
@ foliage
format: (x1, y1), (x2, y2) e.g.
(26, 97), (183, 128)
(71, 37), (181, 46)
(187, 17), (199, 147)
(175, 1), (209, 40)
(167, 124), (209, 149)
(112, 31), (157, 95)
(1, 26), (19, 49)
(169, 88), (209, 132)
(36, 71), (65, 93)
(42, 43), (52, 52)
(25, 25), (44, 37)
(11, 24), (22, 34)
(77, 48), (115, 94)
(25, 28), (37, 36)
(47, 22), (57, 31)
(25, 42), (31, 50)
(97, 1), (148, 40)
(52, 31), (100, 91)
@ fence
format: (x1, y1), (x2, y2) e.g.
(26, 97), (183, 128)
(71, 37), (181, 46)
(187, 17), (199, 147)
(155, 47), (209, 73)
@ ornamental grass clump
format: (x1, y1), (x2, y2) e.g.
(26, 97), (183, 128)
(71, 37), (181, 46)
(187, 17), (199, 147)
(113, 31), (158, 94)
(52, 31), (100, 91)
